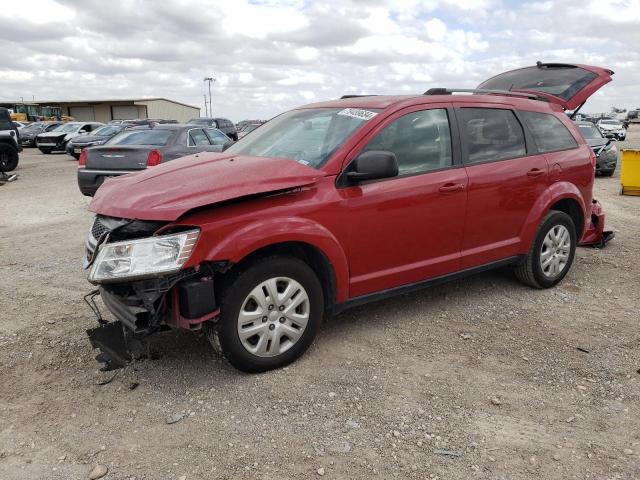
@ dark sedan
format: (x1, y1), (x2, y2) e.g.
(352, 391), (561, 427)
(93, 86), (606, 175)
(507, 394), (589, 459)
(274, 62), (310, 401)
(66, 124), (128, 159)
(18, 121), (63, 147)
(187, 117), (237, 140)
(575, 121), (617, 176)
(77, 124), (233, 196)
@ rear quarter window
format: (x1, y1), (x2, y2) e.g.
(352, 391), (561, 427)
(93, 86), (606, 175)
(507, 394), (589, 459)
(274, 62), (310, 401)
(108, 129), (175, 146)
(521, 111), (578, 152)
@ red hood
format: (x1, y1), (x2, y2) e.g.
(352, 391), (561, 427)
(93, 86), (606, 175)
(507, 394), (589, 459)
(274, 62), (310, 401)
(89, 153), (324, 221)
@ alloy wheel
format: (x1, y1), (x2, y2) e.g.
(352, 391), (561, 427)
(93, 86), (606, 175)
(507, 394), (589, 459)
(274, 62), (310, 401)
(540, 225), (571, 278)
(236, 276), (310, 357)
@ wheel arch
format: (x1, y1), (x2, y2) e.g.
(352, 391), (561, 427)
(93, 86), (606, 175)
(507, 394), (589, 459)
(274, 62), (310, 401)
(548, 197), (584, 240)
(190, 217), (350, 307)
(222, 241), (339, 313)
(519, 182), (587, 250)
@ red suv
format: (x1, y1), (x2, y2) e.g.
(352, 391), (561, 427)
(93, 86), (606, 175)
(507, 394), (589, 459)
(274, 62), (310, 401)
(84, 63), (612, 372)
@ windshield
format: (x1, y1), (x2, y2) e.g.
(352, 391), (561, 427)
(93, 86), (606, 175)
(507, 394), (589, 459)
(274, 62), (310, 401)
(577, 124), (603, 139)
(225, 108), (379, 168)
(600, 120), (621, 125)
(22, 123), (43, 133)
(52, 123), (80, 133)
(92, 125), (122, 136)
(106, 129), (175, 146)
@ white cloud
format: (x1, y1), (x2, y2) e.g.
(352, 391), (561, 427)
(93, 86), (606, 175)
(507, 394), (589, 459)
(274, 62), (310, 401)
(425, 18), (447, 41)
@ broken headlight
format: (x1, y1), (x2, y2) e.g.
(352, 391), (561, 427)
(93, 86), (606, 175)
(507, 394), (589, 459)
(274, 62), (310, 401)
(89, 229), (199, 283)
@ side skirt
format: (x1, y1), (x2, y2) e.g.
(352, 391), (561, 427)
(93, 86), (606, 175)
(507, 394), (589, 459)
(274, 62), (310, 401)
(335, 256), (524, 313)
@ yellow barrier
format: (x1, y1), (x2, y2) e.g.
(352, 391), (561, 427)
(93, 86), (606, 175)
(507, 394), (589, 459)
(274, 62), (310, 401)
(621, 149), (640, 196)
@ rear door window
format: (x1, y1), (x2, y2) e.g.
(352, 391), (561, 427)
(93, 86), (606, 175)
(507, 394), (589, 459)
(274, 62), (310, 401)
(205, 128), (230, 145)
(520, 111), (578, 152)
(459, 108), (526, 164)
(362, 108), (453, 176)
(188, 128), (212, 146)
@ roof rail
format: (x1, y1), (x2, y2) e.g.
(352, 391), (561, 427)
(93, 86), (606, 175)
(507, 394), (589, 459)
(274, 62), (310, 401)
(424, 88), (542, 100)
(340, 94), (378, 99)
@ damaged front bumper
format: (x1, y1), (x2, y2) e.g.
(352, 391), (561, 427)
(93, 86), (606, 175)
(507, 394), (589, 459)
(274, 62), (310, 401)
(579, 198), (615, 248)
(85, 274), (220, 369)
(83, 215), (221, 368)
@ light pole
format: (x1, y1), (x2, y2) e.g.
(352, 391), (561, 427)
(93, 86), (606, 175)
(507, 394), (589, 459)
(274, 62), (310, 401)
(204, 76), (215, 117)
(203, 94), (208, 117)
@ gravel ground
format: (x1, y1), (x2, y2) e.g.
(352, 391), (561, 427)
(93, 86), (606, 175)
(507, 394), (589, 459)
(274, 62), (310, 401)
(0, 130), (639, 480)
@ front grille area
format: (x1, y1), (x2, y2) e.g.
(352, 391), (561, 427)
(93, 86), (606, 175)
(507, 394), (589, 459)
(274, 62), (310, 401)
(91, 218), (110, 240)
(83, 216), (166, 270)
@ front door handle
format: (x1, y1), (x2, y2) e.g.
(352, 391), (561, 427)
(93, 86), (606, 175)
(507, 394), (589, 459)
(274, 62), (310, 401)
(526, 168), (545, 177)
(438, 183), (465, 194)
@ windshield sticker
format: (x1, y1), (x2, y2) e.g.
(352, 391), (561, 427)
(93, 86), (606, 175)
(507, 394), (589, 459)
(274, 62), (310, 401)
(337, 108), (378, 121)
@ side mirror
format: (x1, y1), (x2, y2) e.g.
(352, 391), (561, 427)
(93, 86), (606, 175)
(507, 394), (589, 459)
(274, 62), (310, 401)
(345, 150), (399, 183)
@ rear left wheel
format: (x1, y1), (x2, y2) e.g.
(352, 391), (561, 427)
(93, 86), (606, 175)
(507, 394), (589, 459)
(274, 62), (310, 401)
(207, 256), (324, 372)
(515, 210), (576, 289)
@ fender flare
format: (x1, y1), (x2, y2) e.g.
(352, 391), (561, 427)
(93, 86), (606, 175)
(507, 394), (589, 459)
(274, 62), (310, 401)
(519, 182), (587, 251)
(200, 217), (350, 304)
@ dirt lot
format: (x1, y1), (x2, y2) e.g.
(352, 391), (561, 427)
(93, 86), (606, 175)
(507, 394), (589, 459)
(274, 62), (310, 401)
(1, 130), (639, 480)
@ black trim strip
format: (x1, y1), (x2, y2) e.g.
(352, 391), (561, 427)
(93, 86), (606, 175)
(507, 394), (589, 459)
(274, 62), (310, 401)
(336, 256), (523, 312)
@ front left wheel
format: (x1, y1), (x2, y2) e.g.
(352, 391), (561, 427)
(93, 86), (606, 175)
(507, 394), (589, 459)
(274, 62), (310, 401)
(207, 256), (324, 372)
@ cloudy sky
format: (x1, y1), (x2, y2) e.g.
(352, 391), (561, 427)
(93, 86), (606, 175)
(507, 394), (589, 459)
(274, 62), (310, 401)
(1, 0), (638, 121)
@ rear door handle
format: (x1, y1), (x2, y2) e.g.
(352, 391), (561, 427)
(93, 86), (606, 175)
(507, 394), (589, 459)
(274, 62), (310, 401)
(438, 183), (465, 193)
(526, 168), (545, 177)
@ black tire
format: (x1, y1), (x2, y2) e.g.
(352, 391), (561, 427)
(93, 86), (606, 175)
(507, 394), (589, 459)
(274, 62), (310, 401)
(207, 256), (324, 372)
(39, 148), (52, 154)
(601, 169), (615, 177)
(515, 210), (576, 289)
(0, 143), (19, 172)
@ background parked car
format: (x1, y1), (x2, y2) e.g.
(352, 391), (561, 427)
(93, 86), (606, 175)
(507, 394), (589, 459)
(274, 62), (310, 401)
(120, 118), (178, 126)
(237, 122), (264, 139)
(597, 118), (626, 140)
(77, 124), (234, 196)
(0, 107), (21, 172)
(574, 121), (617, 176)
(18, 121), (63, 147)
(66, 124), (130, 159)
(36, 122), (103, 154)
(187, 117), (237, 140)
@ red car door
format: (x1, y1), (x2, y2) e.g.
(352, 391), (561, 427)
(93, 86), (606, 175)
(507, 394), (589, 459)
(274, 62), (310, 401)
(338, 104), (468, 298)
(457, 105), (549, 269)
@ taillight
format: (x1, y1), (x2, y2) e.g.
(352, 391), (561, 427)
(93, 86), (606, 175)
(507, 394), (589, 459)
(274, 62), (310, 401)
(78, 148), (87, 167)
(146, 149), (162, 167)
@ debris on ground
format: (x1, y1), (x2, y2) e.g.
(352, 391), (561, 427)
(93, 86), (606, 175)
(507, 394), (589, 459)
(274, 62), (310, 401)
(166, 413), (186, 425)
(434, 449), (464, 457)
(88, 464), (108, 479)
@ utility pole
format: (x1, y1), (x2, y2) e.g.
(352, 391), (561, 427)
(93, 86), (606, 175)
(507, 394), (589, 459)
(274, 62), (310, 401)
(203, 94), (208, 117)
(204, 76), (216, 117)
